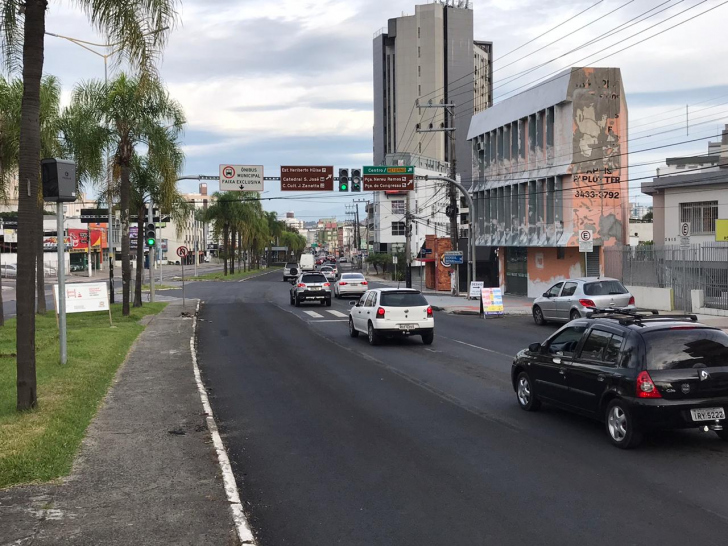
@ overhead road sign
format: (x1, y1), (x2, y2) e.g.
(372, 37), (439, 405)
(219, 164), (264, 192)
(81, 208), (169, 223)
(362, 165), (414, 192)
(578, 230), (593, 253)
(280, 166), (334, 191)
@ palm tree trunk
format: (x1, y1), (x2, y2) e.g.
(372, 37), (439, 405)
(120, 161), (132, 316)
(230, 226), (236, 274)
(0, 242), (5, 327)
(36, 200), (46, 314)
(223, 224), (229, 276)
(238, 231), (242, 271)
(134, 205), (145, 307)
(16, 0), (47, 410)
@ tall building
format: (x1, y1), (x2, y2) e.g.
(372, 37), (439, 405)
(373, 0), (492, 184)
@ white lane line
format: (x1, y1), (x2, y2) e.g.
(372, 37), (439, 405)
(307, 319), (348, 323)
(327, 310), (347, 318)
(191, 301), (256, 545)
(304, 311), (324, 318)
(445, 337), (513, 359)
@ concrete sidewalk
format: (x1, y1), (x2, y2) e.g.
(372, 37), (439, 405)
(0, 300), (239, 545)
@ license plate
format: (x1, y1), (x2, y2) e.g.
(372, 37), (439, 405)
(691, 407), (725, 421)
(399, 324), (416, 331)
(350, 283), (359, 286)
(311, 286), (321, 290)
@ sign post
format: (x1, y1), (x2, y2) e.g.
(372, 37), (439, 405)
(579, 230), (594, 276)
(177, 246), (188, 307)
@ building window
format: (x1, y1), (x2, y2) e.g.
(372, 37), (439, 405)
(418, 46), (421, 58)
(680, 201), (718, 234)
(546, 106), (555, 147)
(392, 222), (406, 236)
(418, 27), (420, 39)
(418, 65), (421, 77)
(391, 200), (406, 215)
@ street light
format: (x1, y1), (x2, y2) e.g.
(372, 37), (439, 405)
(46, 26), (169, 304)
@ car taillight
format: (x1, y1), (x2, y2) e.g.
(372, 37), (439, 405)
(628, 295), (635, 305)
(376, 307), (385, 318)
(339, 281), (347, 286)
(297, 283), (306, 288)
(361, 281), (368, 285)
(579, 299), (596, 308)
(324, 283), (330, 287)
(636, 371), (662, 398)
(427, 306), (433, 317)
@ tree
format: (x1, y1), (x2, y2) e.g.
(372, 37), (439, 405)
(642, 211), (653, 222)
(1, 0), (178, 410)
(66, 74), (185, 316)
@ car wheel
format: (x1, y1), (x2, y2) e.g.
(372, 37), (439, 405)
(516, 371), (541, 411)
(349, 317), (359, 338)
(289, 293), (295, 306)
(325, 298), (332, 307)
(533, 305), (547, 326)
(715, 428), (728, 441)
(368, 322), (381, 346)
(570, 309), (581, 321)
(295, 295), (301, 307)
(421, 330), (434, 345)
(605, 399), (643, 449)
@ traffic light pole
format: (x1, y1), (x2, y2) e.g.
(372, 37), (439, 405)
(148, 202), (155, 303)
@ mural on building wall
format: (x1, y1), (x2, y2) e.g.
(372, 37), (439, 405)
(566, 67), (628, 248)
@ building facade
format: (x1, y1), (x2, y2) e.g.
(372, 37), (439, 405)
(642, 125), (728, 246)
(467, 67), (629, 297)
(373, 0), (492, 185)
(159, 183), (212, 264)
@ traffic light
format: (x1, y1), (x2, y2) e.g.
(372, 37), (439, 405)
(338, 168), (349, 192)
(146, 202), (156, 247)
(351, 169), (361, 192)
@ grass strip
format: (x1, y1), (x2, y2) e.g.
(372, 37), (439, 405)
(0, 303), (166, 489)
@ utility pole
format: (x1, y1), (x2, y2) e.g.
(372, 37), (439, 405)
(405, 192), (412, 288)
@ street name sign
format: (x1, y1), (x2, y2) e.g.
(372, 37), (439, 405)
(442, 250), (464, 265)
(280, 166), (334, 191)
(362, 165), (415, 191)
(219, 164), (264, 192)
(578, 230), (594, 253)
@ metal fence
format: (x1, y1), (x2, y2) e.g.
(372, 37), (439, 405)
(604, 243), (728, 312)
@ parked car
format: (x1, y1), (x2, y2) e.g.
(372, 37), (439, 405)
(334, 273), (368, 298)
(348, 288), (434, 346)
(511, 309), (728, 449)
(283, 262), (299, 282)
(1, 264), (18, 278)
(290, 272), (331, 307)
(339, 257), (348, 263)
(532, 277), (635, 325)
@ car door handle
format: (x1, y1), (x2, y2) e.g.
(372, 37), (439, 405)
(559, 368), (566, 375)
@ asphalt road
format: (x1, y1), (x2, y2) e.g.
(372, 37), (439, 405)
(187, 269), (728, 546)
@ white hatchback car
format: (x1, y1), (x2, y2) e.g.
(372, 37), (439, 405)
(334, 272), (368, 298)
(348, 288), (434, 345)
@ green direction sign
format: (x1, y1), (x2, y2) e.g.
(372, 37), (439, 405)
(363, 166), (414, 175)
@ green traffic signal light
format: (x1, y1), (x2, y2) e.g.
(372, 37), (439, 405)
(340, 182), (348, 191)
(147, 237), (156, 246)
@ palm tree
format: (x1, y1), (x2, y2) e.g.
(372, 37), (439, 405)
(1, 0), (178, 410)
(203, 192), (238, 276)
(66, 74), (184, 316)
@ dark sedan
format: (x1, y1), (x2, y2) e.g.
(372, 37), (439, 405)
(511, 310), (728, 448)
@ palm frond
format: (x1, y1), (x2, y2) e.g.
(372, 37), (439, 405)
(0, 0), (23, 74)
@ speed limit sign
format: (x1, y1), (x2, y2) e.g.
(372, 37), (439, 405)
(579, 230), (594, 253)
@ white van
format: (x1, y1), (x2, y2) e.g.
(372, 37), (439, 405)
(299, 254), (315, 272)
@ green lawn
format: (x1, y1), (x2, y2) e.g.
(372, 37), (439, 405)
(0, 303), (166, 489)
(194, 266), (280, 281)
(141, 284), (176, 291)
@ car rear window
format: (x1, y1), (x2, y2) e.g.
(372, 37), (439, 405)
(286, 263), (298, 267)
(583, 280), (628, 296)
(342, 274), (364, 280)
(379, 292), (428, 307)
(301, 274), (326, 283)
(644, 328), (728, 370)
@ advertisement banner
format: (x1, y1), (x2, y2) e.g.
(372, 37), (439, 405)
(481, 287), (504, 317)
(53, 282), (110, 314)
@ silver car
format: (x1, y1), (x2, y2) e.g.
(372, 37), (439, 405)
(532, 277), (635, 325)
(289, 272), (332, 307)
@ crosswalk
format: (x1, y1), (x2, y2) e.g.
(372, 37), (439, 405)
(303, 310), (348, 319)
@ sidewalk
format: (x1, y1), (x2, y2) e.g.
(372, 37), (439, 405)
(0, 300), (239, 545)
(365, 271), (533, 316)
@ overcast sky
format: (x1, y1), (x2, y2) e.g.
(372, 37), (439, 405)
(41, 0), (728, 220)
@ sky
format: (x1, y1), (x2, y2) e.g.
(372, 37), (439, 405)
(40, 0), (728, 220)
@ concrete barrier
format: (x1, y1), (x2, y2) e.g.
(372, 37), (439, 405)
(626, 285), (674, 311)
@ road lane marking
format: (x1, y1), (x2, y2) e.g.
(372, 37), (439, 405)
(304, 311), (324, 318)
(327, 310), (347, 318)
(308, 319), (348, 323)
(190, 301), (255, 544)
(445, 338), (513, 359)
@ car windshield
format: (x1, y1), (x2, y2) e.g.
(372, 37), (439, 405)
(644, 328), (728, 370)
(301, 274), (326, 283)
(379, 292), (428, 307)
(583, 280), (628, 296)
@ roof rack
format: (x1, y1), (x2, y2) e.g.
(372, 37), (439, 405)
(585, 307), (698, 326)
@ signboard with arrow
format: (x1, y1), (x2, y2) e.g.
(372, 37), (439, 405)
(219, 164), (264, 192)
(280, 166), (334, 191)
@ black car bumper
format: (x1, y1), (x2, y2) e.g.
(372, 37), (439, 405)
(628, 397), (728, 430)
(377, 327), (433, 338)
(297, 290), (331, 301)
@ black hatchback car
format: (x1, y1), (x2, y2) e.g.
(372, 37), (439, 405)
(512, 309), (728, 448)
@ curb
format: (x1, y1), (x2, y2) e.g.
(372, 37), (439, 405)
(190, 301), (256, 545)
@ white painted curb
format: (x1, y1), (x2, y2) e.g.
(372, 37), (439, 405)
(190, 300), (256, 545)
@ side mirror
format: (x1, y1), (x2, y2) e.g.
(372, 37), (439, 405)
(349, 301), (356, 306)
(528, 342), (542, 353)
(542, 292), (550, 298)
